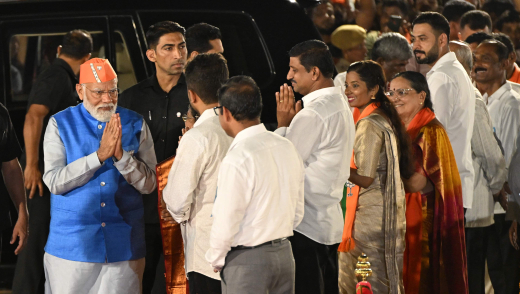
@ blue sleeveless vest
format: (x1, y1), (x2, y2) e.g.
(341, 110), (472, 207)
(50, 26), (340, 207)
(45, 103), (146, 263)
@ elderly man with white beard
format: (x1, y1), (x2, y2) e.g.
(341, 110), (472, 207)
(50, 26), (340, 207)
(41, 58), (157, 294)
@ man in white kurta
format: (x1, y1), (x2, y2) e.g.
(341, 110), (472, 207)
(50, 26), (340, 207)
(163, 53), (232, 293)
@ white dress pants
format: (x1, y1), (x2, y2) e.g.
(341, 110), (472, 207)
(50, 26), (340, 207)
(44, 252), (145, 294)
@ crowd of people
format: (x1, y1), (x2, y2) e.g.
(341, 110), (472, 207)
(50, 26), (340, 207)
(1, 0), (520, 294)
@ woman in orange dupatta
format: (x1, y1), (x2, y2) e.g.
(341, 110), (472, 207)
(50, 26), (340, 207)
(388, 72), (468, 294)
(338, 61), (414, 294)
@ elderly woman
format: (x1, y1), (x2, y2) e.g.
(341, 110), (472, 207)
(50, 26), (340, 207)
(388, 71), (467, 294)
(338, 61), (413, 294)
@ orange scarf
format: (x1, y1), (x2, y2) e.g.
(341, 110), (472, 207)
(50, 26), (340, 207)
(407, 108), (435, 141)
(338, 102), (379, 252)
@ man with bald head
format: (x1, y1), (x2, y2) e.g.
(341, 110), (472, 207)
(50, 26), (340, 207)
(451, 40), (508, 294)
(473, 40), (520, 294)
(42, 58), (157, 293)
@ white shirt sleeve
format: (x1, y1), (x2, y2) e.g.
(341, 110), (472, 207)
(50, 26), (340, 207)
(43, 117), (103, 195)
(163, 134), (206, 223)
(293, 163), (305, 229)
(274, 109), (322, 162)
(428, 72), (455, 129)
(113, 119), (157, 194)
(499, 103), (520, 172)
(205, 159), (252, 269)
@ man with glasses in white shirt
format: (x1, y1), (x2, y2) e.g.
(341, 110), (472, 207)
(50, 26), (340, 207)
(206, 76), (305, 293)
(163, 53), (231, 294)
(275, 40), (355, 294)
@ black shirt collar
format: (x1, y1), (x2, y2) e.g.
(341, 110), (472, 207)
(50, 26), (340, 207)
(145, 73), (186, 94)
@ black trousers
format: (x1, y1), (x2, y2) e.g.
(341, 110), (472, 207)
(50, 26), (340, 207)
(188, 272), (221, 294)
(289, 231), (339, 294)
(143, 223), (167, 294)
(12, 190), (50, 294)
(487, 214), (519, 294)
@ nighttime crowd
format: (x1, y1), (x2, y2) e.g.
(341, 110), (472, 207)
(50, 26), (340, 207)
(1, 0), (520, 293)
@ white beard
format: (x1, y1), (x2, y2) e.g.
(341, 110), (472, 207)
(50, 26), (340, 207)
(83, 97), (117, 122)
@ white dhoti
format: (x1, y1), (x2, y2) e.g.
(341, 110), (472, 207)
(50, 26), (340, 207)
(44, 252), (145, 294)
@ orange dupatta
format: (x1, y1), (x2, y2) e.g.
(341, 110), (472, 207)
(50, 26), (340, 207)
(403, 108), (435, 294)
(338, 102), (379, 252)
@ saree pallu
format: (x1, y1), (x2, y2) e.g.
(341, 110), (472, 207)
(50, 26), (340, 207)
(339, 113), (406, 294)
(156, 156), (188, 294)
(403, 119), (468, 294)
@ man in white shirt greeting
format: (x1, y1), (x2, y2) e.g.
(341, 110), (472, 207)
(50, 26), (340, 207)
(275, 40), (355, 294)
(206, 76), (305, 293)
(163, 53), (231, 294)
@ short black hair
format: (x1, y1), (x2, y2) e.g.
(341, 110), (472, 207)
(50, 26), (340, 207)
(288, 40), (335, 79)
(465, 32), (494, 45)
(185, 53), (229, 104)
(496, 10), (520, 31)
(381, 1), (409, 16)
(413, 12), (451, 41)
(442, 0), (475, 22)
(479, 39), (510, 62)
(146, 21), (185, 49)
(493, 32), (515, 54)
(60, 30), (92, 60)
(217, 76), (263, 121)
(460, 10), (492, 31)
(186, 23), (222, 55)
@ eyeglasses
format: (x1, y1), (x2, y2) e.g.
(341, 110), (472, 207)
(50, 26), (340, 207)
(213, 106), (223, 116)
(84, 87), (120, 99)
(181, 114), (199, 122)
(385, 88), (414, 99)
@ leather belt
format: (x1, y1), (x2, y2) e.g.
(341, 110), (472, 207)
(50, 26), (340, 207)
(231, 237), (288, 250)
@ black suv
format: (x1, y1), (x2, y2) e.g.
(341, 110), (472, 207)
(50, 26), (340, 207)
(0, 0), (321, 288)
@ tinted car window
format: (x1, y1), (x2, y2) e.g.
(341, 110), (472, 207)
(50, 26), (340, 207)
(9, 31), (105, 103)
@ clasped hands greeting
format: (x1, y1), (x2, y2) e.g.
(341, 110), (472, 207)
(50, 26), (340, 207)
(276, 83), (302, 128)
(97, 114), (124, 163)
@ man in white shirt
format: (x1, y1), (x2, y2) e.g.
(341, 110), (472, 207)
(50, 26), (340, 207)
(412, 12), (475, 212)
(474, 39), (520, 294)
(451, 40), (508, 293)
(205, 76), (305, 293)
(276, 40), (355, 294)
(163, 53), (231, 294)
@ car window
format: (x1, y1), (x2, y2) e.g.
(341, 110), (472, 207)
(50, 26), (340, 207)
(137, 10), (275, 88)
(9, 31), (105, 103)
(98, 31), (137, 92)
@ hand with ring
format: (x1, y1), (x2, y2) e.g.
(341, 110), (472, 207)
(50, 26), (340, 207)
(276, 83), (302, 128)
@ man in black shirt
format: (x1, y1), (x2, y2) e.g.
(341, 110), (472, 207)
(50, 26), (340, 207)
(0, 102), (27, 259)
(12, 30), (92, 294)
(118, 21), (189, 294)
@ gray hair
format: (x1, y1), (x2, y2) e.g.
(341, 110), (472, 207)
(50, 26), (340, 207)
(371, 33), (413, 62)
(450, 41), (473, 74)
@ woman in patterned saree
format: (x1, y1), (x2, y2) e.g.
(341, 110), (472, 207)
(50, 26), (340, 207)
(388, 71), (467, 294)
(338, 61), (413, 294)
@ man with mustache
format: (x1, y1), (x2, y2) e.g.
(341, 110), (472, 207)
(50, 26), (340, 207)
(473, 40), (520, 294)
(275, 40), (355, 294)
(412, 12), (475, 214)
(451, 40), (508, 294)
(118, 21), (190, 293)
(42, 58), (157, 293)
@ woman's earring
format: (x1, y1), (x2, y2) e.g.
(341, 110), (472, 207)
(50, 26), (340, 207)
(420, 102), (423, 105)
(371, 96), (376, 100)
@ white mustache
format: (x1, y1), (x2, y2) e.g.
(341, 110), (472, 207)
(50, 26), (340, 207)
(96, 103), (115, 111)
